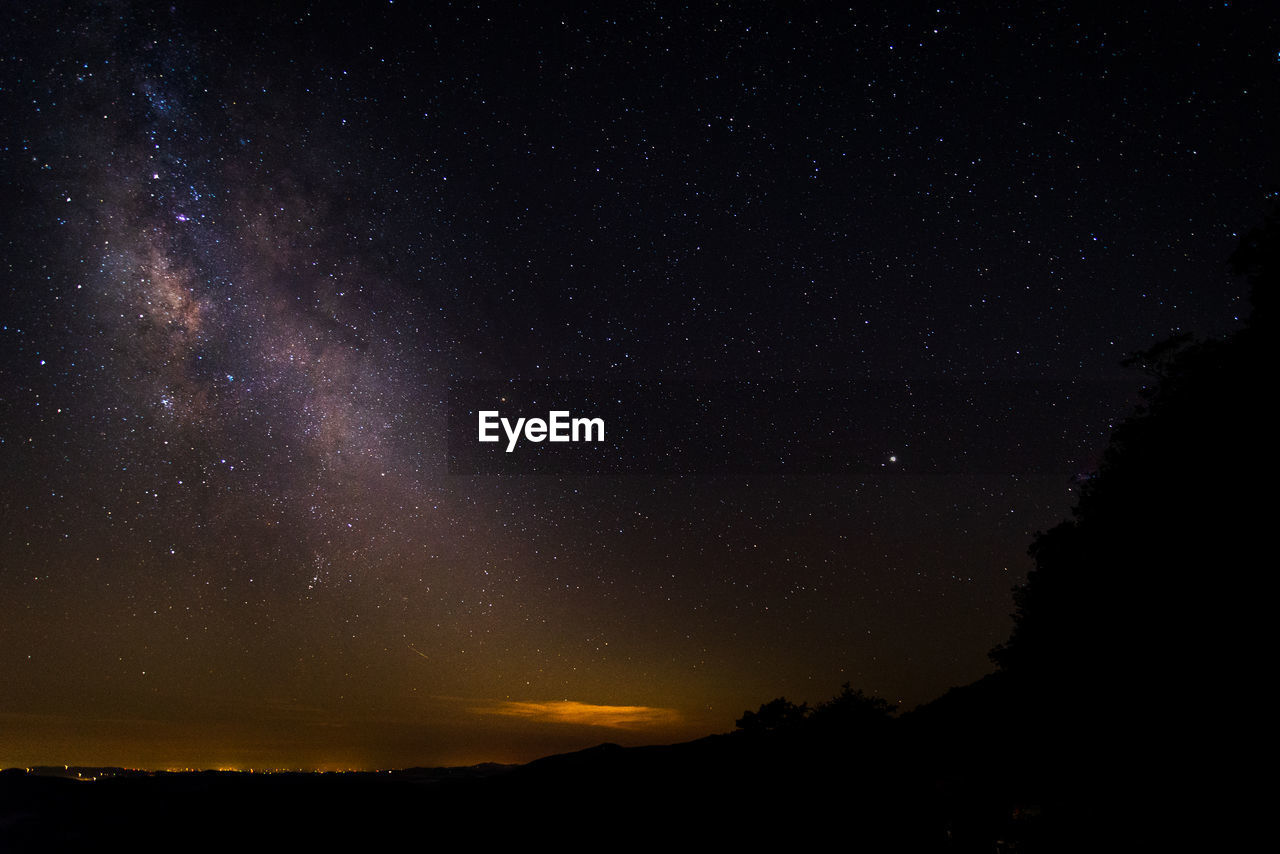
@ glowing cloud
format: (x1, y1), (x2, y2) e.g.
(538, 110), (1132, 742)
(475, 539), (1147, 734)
(475, 701), (681, 730)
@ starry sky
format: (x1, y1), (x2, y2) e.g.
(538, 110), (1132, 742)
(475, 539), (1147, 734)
(1, 2), (1274, 770)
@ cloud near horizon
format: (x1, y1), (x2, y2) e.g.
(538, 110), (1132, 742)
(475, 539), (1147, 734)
(474, 701), (682, 730)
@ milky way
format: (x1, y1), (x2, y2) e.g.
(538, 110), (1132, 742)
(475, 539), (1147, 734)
(2, 2), (1274, 769)
(56, 41), (447, 601)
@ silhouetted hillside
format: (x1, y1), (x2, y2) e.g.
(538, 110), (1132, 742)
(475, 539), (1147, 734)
(977, 205), (1278, 846)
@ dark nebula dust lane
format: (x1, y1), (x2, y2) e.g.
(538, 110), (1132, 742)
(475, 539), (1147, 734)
(1, 2), (1274, 769)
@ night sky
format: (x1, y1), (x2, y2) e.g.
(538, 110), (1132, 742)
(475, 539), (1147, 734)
(1, 2), (1274, 771)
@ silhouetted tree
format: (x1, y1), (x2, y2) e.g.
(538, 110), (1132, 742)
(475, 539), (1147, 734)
(735, 697), (809, 733)
(809, 683), (896, 730)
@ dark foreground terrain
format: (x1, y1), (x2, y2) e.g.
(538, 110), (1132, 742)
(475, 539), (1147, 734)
(1, 726), (1032, 852)
(2, 672), (1120, 853)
